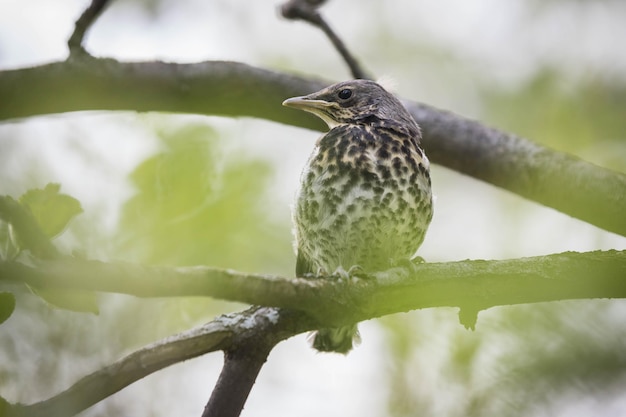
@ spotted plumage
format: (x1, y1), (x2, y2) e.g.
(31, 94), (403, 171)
(283, 80), (433, 353)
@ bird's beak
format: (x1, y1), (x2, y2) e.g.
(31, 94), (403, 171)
(282, 94), (339, 129)
(282, 96), (332, 111)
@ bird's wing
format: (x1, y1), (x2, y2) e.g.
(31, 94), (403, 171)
(296, 249), (313, 277)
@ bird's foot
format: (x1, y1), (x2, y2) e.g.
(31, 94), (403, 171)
(348, 265), (374, 280)
(396, 257), (426, 275)
(330, 265), (373, 282)
(330, 266), (351, 281)
(411, 256), (426, 264)
(299, 272), (320, 280)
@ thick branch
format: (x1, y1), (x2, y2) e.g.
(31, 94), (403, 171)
(203, 307), (285, 417)
(1, 250), (624, 327)
(3, 250), (624, 416)
(2, 251), (624, 415)
(403, 100), (626, 239)
(0, 60), (623, 235)
(4, 306), (311, 417)
(203, 349), (269, 417)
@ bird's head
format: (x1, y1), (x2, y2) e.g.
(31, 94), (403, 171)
(282, 80), (416, 129)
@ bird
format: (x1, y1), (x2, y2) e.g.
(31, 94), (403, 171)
(282, 80), (433, 353)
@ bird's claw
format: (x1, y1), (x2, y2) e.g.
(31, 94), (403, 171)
(348, 265), (374, 280)
(396, 257), (426, 275)
(329, 265), (373, 281)
(299, 272), (319, 280)
(330, 266), (350, 281)
(411, 256), (426, 264)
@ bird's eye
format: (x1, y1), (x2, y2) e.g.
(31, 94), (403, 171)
(337, 89), (352, 100)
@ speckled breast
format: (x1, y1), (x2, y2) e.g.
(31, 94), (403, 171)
(295, 123), (433, 274)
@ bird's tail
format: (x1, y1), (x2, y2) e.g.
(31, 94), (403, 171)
(310, 324), (360, 354)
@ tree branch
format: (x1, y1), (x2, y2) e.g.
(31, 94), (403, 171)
(0, 60), (623, 236)
(1, 251), (624, 415)
(280, 0), (371, 79)
(202, 307), (291, 417)
(1, 250), (625, 327)
(67, 0), (111, 57)
(3, 306), (312, 417)
(203, 348), (269, 417)
(402, 100), (626, 239)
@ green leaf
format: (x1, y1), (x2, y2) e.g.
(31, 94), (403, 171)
(117, 124), (293, 272)
(19, 183), (83, 239)
(0, 292), (16, 325)
(28, 286), (99, 314)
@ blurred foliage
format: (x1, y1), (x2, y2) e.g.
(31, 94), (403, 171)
(18, 183), (83, 240)
(0, 184), (97, 317)
(381, 301), (626, 417)
(474, 302), (626, 416)
(0, 118), (297, 402)
(26, 286), (99, 315)
(111, 0), (165, 18)
(0, 184), (82, 259)
(116, 123), (293, 273)
(0, 292), (15, 325)
(379, 28), (626, 417)
(485, 71), (626, 172)
(109, 121), (295, 345)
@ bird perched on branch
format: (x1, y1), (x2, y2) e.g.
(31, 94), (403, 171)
(283, 80), (433, 353)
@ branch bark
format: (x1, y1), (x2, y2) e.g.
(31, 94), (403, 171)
(1, 251), (625, 416)
(1, 250), (625, 327)
(67, 0), (111, 56)
(203, 348), (270, 417)
(0, 59), (624, 236)
(4, 306), (312, 417)
(202, 307), (294, 417)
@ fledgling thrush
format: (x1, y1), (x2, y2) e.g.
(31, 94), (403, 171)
(283, 80), (433, 353)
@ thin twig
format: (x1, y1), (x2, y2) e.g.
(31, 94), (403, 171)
(281, 0), (371, 79)
(67, 0), (111, 57)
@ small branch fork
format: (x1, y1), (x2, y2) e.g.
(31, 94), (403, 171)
(2, 307), (316, 417)
(67, 0), (111, 57)
(202, 308), (310, 417)
(281, 0), (372, 79)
